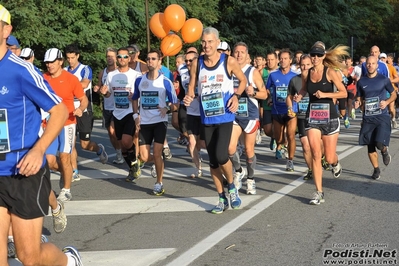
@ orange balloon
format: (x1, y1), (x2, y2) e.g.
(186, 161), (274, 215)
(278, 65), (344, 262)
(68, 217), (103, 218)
(150, 12), (170, 39)
(164, 4), (186, 32)
(161, 34), (183, 56)
(181, 18), (203, 44)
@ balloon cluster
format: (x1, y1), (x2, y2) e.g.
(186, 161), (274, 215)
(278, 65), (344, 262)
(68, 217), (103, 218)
(149, 4), (203, 57)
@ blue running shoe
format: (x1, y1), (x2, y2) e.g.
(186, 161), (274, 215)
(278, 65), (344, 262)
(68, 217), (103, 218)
(211, 198), (229, 214)
(344, 118), (350, 129)
(269, 138), (276, 150)
(275, 149), (283, 159)
(229, 188), (242, 209)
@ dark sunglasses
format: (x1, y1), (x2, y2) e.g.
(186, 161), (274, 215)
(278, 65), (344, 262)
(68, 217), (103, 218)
(147, 57), (158, 61)
(117, 55), (129, 59)
(310, 53), (324, 58)
(185, 58), (197, 63)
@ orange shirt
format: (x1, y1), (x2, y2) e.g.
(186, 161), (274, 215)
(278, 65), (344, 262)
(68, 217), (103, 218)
(387, 64), (398, 91)
(43, 70), (85, 125)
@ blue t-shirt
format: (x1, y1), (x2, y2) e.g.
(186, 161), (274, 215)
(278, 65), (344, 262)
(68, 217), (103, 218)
(266, 68), (297, 115)
(159, 65), (174, 81)
(0, 50), (61, 175)
(356, 74), (394, 118)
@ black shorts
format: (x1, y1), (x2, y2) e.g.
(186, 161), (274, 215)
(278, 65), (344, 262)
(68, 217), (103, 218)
(337, 98), (346, 111)
(306, 118), (340, 135)
(103, 109), (114, 129)
(272, 113), (294, 125)
(76, 111), (94, 141)
(0, 164), (51, 219)
(347, 90), (356, 100)
(113, 113), (136, 140)
(297, 118), (307, 138)
(178, 104), (187, 133)
(203, 122), (232, 169)
(262, 110), (272, 125)
(139, 122), (168, 145)
(187, 115), (201, 136)
(359, 115), (391, 146)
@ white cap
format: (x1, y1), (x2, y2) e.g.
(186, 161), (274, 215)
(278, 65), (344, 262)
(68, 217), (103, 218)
(379, 53), (387, 59)
(44, 48), (63, 62)
(20, 48), (34, 58)
(217, 41), (230, 51)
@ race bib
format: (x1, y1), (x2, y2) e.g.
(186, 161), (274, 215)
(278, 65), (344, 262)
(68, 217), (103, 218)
(364, 96), (381, 116)
(276, 86), (288, 103)
(114, 91), (130, 109)
(0, 109), (10, 153)
(236, 98), (249, 117)
(201, 90), (225, 117)
(141, 91), (159, 109)
(299, 97), (309, 113)
(308, 103), (330, 124)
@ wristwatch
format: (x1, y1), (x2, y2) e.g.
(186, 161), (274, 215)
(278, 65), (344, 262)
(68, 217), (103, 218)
(234, 93), (241, 100)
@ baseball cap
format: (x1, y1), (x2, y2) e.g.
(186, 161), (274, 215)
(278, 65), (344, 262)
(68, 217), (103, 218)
(309, 41), (326, 55)
(44, 48), (63, 62)
(20, 48), (34, 59)
(6, 35), (20, 48)
(379, 53), (387, 59)
(217, 41), (230, 51)
(0, 4), (11, 25)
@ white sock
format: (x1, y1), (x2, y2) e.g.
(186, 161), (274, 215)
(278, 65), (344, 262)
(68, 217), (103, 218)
(62, 188), (71, 193)
(52, 202), (61, 214)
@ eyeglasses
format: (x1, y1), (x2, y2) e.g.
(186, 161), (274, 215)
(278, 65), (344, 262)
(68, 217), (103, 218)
(310, 53), (324, 58)
(185, 58), (197, 63)
(147, 57), (158, 61)
(117, 55), (129, 59)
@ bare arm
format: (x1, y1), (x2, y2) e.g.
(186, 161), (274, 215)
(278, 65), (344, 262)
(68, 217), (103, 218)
(93, 69), (104, 93)
(246, 68), (268, 100)
(73, 95), (88, 117)
(324, 68), (348, 99)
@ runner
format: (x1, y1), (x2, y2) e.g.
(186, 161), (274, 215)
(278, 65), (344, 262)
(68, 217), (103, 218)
(132, 49), (179, 195)
(6, 34), (20, 56)
(355, 55), (396, 179)
(128, 44), (149, 74)
(184, 27), (247, 214)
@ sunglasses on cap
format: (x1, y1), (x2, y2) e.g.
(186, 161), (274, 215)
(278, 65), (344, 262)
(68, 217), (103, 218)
(117, 55), (129, 59)
(310, 53), (324, 58)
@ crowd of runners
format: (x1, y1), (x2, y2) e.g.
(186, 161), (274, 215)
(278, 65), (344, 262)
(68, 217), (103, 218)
(1, 3), (397, 264)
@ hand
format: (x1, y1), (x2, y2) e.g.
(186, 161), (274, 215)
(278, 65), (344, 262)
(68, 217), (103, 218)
(313, 90), (324, 99)
(93, 85), (100, 92)
(228, 95), (239, 113)
(100, 85), (109, 95)
(73, 108), (83, 117)
(380, 100), (388, 110)
(354, 100), (361, 109)
(158, 105), (168, 118)
(245, 83), (255, 96)
(287, 109), (296, 118)
(183, 95), (194, 106)
(293, 93), (302, 102)
(16, 148), (44, 176)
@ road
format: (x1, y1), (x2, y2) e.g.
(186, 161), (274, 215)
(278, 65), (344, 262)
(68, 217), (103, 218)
(9, 115), (399, 266)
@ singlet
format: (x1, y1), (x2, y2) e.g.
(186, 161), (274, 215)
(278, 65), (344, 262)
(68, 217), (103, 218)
(232, 64), (259, 121)
(105, 68), (141, 120)
(306, 66), (338, 120)
(0, 51), (61, 175)
(178, 64), (200, 116)
(197, 53), (235, 125)
(266, 68), (297, 115)
(101, 67), (115, 111)
(65, 63), (93, 112)
(133, 73), (178, 125)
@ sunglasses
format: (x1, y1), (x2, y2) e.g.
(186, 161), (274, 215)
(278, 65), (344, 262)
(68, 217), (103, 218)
(147, 57), (158, 61)
(185, 58), (197, 63)
(128, 50), (136, 54)
(310, 53), (324, 58)
(117, 55), (129, 59)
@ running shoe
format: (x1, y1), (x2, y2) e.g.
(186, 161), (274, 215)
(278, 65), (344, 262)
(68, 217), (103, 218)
(233, 167), (246, 190)
(229, 188), (242, 209)
(322, 156), (330, 170)
(53, 200), (67, 233)
(303, 169), (313, 180)
(112, 152), (125, 164)
(331, 162), (342, 178)
(190, 168), (202, 178)
(97, 143), (108, 164)
(63, 246), (83, 266)
(151, 164), (157, 178)
(72, 170), (80, 182)
(269, 138), (276, 150)
(350, 108), (356, 119)
(153, 182), (165, 196)
(41, 235), (48, 243)
(255, 129), (262, 144)
(382, 150), (391, 166)
(286, 160), (294, 172)
(371, 167), (381, 180)
(7, 239), (15, 258)
(392, 119), (398, 129)
(309, 191), (325, 205)
(57, 189), (72, 203)
(162, 147), (172, 160)
(344, 118), (350, 129)
(211, 198), (229, 214)
(237, 144), (244, 157)
(281, 145), (288, 159)
(275, 149), (283, 159)
(246, 179), (256, 195)
(138, 158), (145, 169)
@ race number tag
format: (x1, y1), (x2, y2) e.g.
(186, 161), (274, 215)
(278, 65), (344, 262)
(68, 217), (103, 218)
(201, 90), (225, 117)
(364, 96), (381, 116)
(114, 91), (130, 109)
(141, 91), (159, 109)
(308, 103), (330, 124)
(276, 86), (288, 103)
(237, 98), (248, 117)
(0, 109), (10, 153)
(299, 97), (309, 113)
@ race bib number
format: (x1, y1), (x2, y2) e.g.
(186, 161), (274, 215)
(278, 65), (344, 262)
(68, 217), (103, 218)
(276, 86), (288, 103)
(114, 91), (130, 109)
(308, 103), (330, 124)
(299, 97), (309, 113)
(0, 109), (10, 153)
(364, 96), (381, 116)
(236, 98), (248, 117)
(141, 91), (159, 109)
(201, 90), (225, 117)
